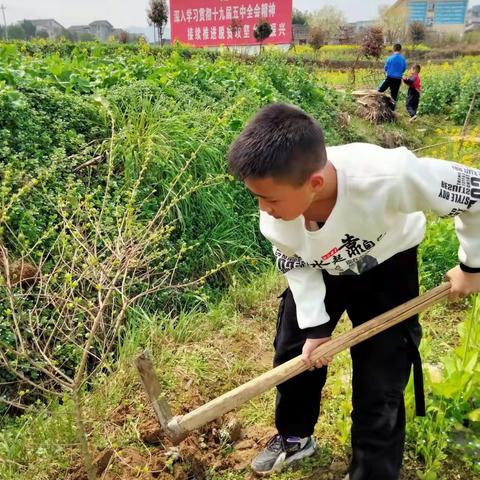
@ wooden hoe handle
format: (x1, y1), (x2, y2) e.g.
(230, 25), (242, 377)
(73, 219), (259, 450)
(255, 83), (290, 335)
(136, 283), (451, 444)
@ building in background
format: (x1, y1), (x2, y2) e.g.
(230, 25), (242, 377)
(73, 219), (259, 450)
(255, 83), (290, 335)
(67, 20), (145, 42)
(292, 24), (309, 45)
(349, 20), (376, 34)
(291, 20), (379, 47)
(29, 19), (65, 39)
(466, 5), (480, 32)
(27, 18), (143, 42)
(345, 20), (376, 43)
(389, 0), (468, 36)
(68, 25), (91, 39)
(88, 20), (114, 41)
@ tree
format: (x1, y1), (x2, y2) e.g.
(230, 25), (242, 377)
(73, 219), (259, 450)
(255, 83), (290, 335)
(254, 21), (272, 51)
(338, 24), (355, 44)
(349, 26), (384, 85)
(118, 30), (128, 44)
(230, 18), (243, 42)
(409, 21), (426, 47)
(307, 6), (347, 43)
(308, 26), (326, 51)
(20, 20), (36, 40)
(378, 4), (408, 43)
(147, 0), (168, 46)
(292, 8), (308, 25)
(361, 26), (384, 59)
(7, 23), (26, 40)
(60, 28), (74, 41)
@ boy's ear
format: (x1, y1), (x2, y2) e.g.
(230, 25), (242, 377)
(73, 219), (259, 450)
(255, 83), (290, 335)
(309, 172), (325, 191)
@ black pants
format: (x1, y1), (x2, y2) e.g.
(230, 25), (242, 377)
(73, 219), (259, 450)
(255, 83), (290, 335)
(273, 247), (422, 480)
(406, 89), (420, 117)
(378, 77), (402, 106)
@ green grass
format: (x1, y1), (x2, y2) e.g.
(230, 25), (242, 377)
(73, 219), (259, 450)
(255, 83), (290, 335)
(1, 42), (479, 480)
(1, 266), (478, 480)
(1, 269), (280, 479)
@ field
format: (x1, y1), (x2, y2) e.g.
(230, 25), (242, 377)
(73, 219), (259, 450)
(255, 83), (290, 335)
(0, 41), (479, 480)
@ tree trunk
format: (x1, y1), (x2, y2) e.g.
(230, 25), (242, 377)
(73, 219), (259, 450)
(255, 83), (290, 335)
(350, 50), (362, 86)
(73, 388), (96, 480)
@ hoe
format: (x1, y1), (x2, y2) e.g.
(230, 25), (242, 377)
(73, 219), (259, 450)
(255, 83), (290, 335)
(135, 283), (451, 445)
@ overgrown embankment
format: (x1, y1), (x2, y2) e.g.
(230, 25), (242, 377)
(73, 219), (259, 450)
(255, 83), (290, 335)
(0, 42), (478, 480)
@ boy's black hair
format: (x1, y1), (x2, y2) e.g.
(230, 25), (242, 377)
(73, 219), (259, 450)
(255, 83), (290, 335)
(227, 103), (327, 185)
(413, 64), (421, 72)
(393, 43), (402, 52)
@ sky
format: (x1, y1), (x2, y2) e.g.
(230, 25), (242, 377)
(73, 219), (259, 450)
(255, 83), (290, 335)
(4, 0), (480, 30)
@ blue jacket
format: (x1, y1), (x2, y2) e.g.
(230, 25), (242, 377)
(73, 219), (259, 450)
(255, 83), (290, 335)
(384, 53), (407, 79)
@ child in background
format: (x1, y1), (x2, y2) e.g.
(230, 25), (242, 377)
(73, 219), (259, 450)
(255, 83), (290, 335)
(403, 64), (422, 121)
(378, 43), (407, 108)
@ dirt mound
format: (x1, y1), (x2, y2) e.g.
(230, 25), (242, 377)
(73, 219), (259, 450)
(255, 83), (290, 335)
(66, 406), (276, 480)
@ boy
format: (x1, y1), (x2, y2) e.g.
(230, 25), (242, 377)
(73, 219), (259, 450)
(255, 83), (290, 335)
(227, 103), (480, 479)
(403, 64), (422, 121)
(378, 43), (407, 108)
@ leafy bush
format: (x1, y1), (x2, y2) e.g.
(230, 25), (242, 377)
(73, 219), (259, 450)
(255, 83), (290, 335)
(420, 58), (480, 124)
(0, 85), (108, 253)
(406, 298), (480, 477)
(0, 42), (348, 403)
(418, 218), (457, 290)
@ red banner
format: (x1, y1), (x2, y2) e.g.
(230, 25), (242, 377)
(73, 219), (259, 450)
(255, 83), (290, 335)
(170, 0), (292, 47)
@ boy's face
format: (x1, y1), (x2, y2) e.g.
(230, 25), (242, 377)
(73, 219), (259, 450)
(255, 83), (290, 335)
(245, 174), (322, 221)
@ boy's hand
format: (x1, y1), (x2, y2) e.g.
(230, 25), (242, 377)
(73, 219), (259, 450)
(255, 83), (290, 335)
(302, 337), (332, 371)
(445, 266), (480, 301)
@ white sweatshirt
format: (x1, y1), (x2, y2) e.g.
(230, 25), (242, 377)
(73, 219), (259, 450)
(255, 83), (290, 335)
(260, 143), (480, 332)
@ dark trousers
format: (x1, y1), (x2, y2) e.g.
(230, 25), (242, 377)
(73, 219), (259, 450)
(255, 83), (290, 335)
(406, 89), (420, 117)
(378, 77), (402, 106)
(273, 247), (422, 480)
